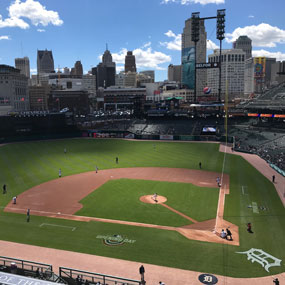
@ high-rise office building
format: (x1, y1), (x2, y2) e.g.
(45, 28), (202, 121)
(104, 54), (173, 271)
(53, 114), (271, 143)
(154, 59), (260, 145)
(140, 70), (155, 82)
(73, 61), (83, 76)
(15, 57), (30, 78)
(181, 17), (207, 97)
(208, 49), (246, 100)
(168, 64), (181, 82)
(37, 49), (54, 74)
(233, 36), (252, 60)
(96, 48), (116, 89)
(125, 51), (136, 73)
(271, 61), (285, 84)
(0, 64), (29, 114)
(245, 57), (277, 95)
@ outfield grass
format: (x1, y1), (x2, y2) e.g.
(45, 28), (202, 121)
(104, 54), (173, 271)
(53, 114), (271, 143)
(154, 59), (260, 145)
(0, 139), (284, 278)
(76, 179), (219, 226)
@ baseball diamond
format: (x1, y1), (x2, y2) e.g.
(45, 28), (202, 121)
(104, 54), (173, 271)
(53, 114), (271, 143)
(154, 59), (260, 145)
(0, 138), (284, 284)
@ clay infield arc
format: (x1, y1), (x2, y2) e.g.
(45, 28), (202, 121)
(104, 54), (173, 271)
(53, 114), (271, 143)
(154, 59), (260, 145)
(5, 167), (238, 245)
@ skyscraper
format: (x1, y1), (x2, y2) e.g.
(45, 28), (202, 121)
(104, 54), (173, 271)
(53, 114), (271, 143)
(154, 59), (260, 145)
(96, 48), (116, 89)
(0, 64), (29, 113)
(207, 49), (246, 100)
(37, 49), (54, 74)
(125, 51), (136, 73)
(168, 64), (181, 82)
(74, 61), (83, 76)
(181, 17), (207, 97)
(233, 35), (252, 59)
(15, 57), (30, 78)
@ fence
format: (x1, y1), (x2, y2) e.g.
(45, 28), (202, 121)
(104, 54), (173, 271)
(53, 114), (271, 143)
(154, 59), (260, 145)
(59, 267), (141, 285)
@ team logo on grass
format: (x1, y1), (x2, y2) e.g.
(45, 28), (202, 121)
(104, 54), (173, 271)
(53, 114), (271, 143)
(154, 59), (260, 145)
(236, 248), (282, 272)
(96, 234), (136, 246)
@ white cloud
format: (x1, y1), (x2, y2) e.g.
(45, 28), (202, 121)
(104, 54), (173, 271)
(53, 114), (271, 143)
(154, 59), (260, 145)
(116, 65), (125, 72)
(207, 39), (219, 50)
(141, 42), (151, 49)
(160, 31), (219, 52)
(30, 68), (37, 74)
(252, 49), (285, 61)
(133, 47), (171, 70)
(0, 15), (29, 29)
(162, 0), (224, 5)
(37, 28), (45, 32)
(160, 30), (181, 51)
(99, 44), (171, 70)
(248, 15), (254, 18)
(226, 23), (285, 48)
(0, 35), (11, 40)
(0, 0), (63, 29)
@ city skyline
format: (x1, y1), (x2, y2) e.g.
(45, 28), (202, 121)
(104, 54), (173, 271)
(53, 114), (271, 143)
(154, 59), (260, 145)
(0, 0), (285, 81)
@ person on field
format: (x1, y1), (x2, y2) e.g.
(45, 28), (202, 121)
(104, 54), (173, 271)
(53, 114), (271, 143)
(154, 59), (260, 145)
(64, 148), (67, 154)
(272, 175), (275, 183)
(273, 278), (279, 285)
(3, 184), (7, 194)
(199, 162), (202, 169)
(116, 157), (119, 164)
(220, 229), (226, 239)
(59, 168), (62, 178)
(247, 222), (253, 233)
(139, 265), (145, 284)
(95, 165), (98, 173)
(27, 209), (30, 222)
(12, 196), (17, 204)
(226, 228), (232, 240)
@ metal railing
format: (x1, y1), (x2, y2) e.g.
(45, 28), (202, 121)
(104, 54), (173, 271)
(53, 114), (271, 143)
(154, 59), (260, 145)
(59, 267), (141, 285)
(0, 256), (66, 283)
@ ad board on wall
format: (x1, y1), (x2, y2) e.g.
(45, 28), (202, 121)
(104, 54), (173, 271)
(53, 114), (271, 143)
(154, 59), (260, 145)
(160, 135), (173, 140)
(182, 47), (195, 89)
(254, 57), (266, 79)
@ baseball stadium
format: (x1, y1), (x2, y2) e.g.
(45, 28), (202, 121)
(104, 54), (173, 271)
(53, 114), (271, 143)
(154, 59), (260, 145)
(0, 92), (285, 285)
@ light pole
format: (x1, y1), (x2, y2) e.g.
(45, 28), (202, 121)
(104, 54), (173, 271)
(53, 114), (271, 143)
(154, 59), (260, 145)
(216, 9), (226, 104)
(191, 12), (200, 103)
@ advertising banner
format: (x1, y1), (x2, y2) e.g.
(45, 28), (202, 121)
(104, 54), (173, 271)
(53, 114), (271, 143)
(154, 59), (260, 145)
(182, 47), (195, 89)
(160, 135), (173, 140)
(254, 57), (266, 78)
(124, 133), (135, 139)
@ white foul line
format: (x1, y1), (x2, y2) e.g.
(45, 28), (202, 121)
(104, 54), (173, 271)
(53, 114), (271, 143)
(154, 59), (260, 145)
(39, 223), (76, 231)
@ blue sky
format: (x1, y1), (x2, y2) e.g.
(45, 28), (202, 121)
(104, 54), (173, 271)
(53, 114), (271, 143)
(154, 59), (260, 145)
(0, 0), (285, 81)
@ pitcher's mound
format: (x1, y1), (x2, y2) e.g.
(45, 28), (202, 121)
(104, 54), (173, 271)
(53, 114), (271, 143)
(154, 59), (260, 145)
(140, 195), (167, 204)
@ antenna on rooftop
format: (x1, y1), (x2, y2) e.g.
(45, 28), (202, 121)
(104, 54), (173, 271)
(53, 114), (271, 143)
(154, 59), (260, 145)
(106, 43), (108, 50)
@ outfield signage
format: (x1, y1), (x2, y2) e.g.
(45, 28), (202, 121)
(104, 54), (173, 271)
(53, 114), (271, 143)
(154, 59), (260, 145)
(196, 62), (219, 69)
(96, 234), (136, 246)
(160, 135), (173, 140)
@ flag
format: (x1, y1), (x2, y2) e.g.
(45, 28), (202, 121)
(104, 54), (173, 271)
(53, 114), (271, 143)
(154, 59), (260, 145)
(56, 98), (59, 102)
(37, 98), (43, 102)
(20, 98), (25, 101)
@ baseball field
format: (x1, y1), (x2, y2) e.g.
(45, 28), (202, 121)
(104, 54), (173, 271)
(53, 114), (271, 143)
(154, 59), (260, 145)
(0, 138), (284, 278)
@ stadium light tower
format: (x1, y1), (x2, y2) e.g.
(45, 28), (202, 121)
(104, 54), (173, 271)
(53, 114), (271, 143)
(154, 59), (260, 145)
(191, 12), (200, 103)
(216, 9), (226, 103)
